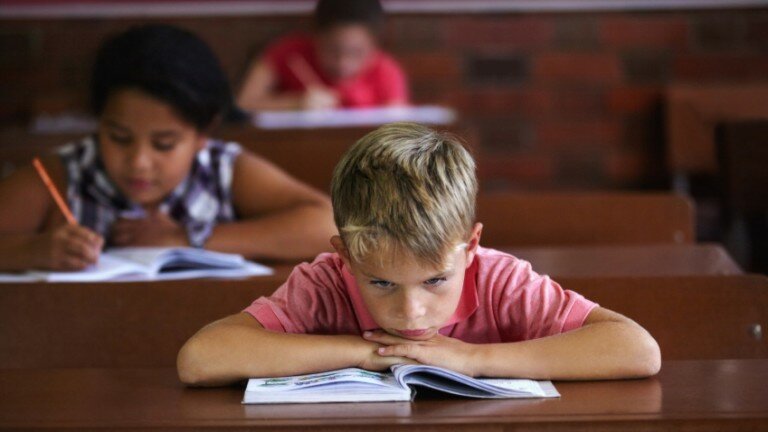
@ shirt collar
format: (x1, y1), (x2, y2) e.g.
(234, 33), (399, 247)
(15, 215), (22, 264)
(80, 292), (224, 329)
(340, 255), (480, 332)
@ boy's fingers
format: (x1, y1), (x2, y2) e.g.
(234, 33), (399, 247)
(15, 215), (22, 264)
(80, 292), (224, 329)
(378, 344), (422, 360)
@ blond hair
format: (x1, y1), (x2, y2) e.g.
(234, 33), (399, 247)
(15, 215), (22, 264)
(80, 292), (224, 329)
(331, 122), (477, 267)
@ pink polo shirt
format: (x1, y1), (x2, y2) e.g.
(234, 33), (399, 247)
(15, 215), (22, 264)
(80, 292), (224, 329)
(243, 247), (598, 343)
(264, 33), (409, 108)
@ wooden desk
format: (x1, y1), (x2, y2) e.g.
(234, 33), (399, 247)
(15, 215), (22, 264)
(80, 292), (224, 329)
(562, 275), (768, 360)
(0, 124), (476, 191)
(1, 360), (766, 431)
(219, 123), (477, 192)
(1, 274), (765, 368)
(0, 267), (295, 369)
(506, 243), (742, 277)
(478, 192), (695, 246)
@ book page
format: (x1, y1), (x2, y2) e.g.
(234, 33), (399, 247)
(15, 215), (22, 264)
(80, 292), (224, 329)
(38, 254), (147, 282)
(246, 368), (398, 393)
(392, 364), (557, 398)
(106, 247), (249, 274)
(243, 368), (411, 403)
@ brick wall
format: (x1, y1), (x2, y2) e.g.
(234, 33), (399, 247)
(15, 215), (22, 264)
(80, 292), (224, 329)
(1, 8), (767, 190)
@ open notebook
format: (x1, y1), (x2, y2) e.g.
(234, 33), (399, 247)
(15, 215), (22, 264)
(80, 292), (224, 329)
(0, 247), (272, 282)
(243, 364), (559, 404)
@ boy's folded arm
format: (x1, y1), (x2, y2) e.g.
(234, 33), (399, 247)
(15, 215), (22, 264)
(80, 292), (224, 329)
(474, 307), (661, 380)
(176, 312), (388, 386)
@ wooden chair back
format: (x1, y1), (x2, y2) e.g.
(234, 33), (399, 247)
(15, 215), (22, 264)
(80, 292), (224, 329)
(477, 192), (695, 247)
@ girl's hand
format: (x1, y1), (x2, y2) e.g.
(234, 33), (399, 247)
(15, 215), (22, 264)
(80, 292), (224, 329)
(30, 224), (104, 270)
(363, 330), (481, 377)
(111, 211), (187, 247)
(302, 86), (339, 110)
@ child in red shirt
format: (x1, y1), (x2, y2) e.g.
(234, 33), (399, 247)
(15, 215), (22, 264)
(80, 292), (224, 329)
(237, 0), (409, 111)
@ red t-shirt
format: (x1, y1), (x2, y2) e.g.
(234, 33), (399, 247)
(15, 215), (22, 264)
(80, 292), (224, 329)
(244, 247), (598, 342)
(264, 34), (409, 108)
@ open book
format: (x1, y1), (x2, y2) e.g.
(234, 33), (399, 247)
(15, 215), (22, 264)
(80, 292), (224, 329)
(0, 247), (272, 282)
(243, 364), (559, 404)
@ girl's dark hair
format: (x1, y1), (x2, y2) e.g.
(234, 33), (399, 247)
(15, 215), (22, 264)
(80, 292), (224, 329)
(314, 0), (384, 32)
(90, 24), (243, 131)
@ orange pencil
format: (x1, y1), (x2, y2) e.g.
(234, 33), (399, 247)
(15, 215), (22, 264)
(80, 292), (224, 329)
(32, 158), (77, 225)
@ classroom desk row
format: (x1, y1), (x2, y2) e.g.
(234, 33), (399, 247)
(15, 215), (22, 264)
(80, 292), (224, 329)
(508, 243), (741, 277)
(1, 273), (765, 368)
(1, 359), (766, 431)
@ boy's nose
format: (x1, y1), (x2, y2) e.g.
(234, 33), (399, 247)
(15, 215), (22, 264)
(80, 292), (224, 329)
(399, 290), (427, 322)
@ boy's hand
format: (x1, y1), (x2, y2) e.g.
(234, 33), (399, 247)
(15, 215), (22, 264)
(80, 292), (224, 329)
(356, 337), (417, 371)
(30, 224), (104, 270)
(111, 211), (187, 247)
(363, 330), (480, 377)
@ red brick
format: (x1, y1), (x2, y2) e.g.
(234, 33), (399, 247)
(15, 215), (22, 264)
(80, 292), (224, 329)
(550, 89), (606, 119)
(746, 17), (768, 51)
(533, 53), (622, 84)
(535, 120), (624, 150)
(673, 55), (768, 80)
(447, 89), (553, 118)
(606, 86), (663, 114)
(387, 16), (444, 52)
(599, 15), (689, 49)
(444, 16), (555, 50)
(398, 52), (463, 85)
(554, 150), (606, 188)
(605, 151), (650, 185)
(691, 15), (747, 52)
(554, 16), (599, 50)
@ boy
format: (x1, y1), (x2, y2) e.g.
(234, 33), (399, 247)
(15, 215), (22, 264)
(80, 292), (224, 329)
(178, 123), (660, 386)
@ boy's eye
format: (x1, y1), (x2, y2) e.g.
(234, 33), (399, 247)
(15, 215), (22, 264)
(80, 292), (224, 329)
(424, 277), (447, 286)
(370, 280), (393, 289)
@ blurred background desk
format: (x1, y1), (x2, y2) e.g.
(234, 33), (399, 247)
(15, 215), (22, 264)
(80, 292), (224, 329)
(507, 243), (741, 277)
(1, 360), (766, 431)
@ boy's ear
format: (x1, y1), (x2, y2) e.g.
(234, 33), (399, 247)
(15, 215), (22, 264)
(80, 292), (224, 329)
(464, 223), (483, 267)
(330, 235), (352, 267)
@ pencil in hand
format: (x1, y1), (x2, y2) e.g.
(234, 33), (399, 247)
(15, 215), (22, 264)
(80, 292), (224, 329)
(32, 158), (77, 225)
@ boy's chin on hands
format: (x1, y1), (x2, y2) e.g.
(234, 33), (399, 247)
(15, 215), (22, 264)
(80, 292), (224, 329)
(364, 329), (437, 343)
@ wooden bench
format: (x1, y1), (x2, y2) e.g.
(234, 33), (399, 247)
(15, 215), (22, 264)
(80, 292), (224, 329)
(477, 192), (695, 247)
(1, 274), (764, 368)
